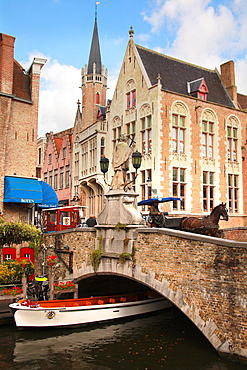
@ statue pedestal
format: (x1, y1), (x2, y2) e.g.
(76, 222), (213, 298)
(97, 189), (144, 226)
(96, 190), (145, 254)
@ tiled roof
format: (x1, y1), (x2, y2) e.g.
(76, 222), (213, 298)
(136, 45), (235, 108)
(12, 60), (31, 101)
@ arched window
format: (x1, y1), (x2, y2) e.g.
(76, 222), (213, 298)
(171, 103), (188, 154)
(201, 110), (216, 159)
(227, 115), (239, 162)
(126, 79), (136, 109)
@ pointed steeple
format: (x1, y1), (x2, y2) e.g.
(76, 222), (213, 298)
(88, 18), (102, 74)
(80, 10), (107, 131)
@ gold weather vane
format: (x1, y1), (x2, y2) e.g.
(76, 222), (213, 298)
(95, 2), (100, 20)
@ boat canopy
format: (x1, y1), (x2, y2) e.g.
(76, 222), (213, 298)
(138, 197), (181, 206)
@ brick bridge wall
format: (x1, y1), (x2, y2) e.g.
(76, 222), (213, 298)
(42, 227), (247, 364)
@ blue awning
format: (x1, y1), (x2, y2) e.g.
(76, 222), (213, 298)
(4, 177), (58, 208)
(4, 176), (43, 204)
(38, 181), (58, 208)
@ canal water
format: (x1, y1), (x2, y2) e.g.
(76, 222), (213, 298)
(0, 307), (246, 370)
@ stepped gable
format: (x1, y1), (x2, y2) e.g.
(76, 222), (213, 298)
(136, 45), (235, 108)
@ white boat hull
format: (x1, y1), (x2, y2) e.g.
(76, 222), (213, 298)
(10, 297), (172, 329)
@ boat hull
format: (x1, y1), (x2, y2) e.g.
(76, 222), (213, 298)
(10, 297), (172, 329)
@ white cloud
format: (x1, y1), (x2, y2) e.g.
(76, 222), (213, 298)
(137, 33), (151, 43)
(236, 57), (247, 95)
(21, 52), (81, 137)
(38, 60), (81, 137)
(142, 0), (247, 94)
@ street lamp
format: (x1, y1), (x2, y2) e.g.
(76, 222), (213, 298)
(132, 150), (142, 171)
(99, 156), (109, 174)
(100, 156), (111, 187)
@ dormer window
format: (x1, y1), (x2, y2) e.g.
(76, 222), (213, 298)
(188, 78), (208, 101)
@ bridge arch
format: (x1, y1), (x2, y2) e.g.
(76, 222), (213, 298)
(44, 227), (247, 364)
(74, 263), (224, 356)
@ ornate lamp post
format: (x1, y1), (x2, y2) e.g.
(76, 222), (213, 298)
(100, 156), (111, 187)
(132, 150), (142, 172)
(100, 156), (109, 175)
(100, 151), (142, 191)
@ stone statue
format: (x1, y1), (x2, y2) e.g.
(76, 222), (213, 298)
(111, 135), (134, 190)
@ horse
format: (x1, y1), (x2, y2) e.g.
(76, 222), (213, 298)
(181, 203), (228, 236)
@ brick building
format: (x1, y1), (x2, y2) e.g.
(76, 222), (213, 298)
(103, 29), (247, 227)
(43, 128), (73, 206)
(0, 33), (48, 223)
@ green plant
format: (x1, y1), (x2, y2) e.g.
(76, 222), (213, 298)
(90, 247), (102, 271)
(118, 252), (132, 264)
(0, 219), (41, 250)
(0, 260), (22, 283)
(16, 258), (35, 277)
(114, 222), (127, 230)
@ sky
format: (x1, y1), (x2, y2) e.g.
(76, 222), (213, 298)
(1, 0), (247, 137)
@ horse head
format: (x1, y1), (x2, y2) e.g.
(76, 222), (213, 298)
(219, 202), (229, 221)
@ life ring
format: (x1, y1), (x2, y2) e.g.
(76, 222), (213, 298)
(46, 310), (56, 319)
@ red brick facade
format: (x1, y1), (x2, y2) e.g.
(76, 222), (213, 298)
(42, 129), (73, 205)
(0, 33), (46, 221)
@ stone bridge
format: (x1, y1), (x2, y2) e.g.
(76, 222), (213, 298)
(42, 227), (247, 365)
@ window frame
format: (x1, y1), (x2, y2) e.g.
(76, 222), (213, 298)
(172, 167), (186, 211)
(203, 171), (214, 212)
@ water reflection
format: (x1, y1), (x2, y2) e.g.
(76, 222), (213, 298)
(0, 307), (246, 370)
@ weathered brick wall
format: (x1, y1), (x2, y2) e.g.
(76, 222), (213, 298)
(134, 229), (247, 359)
(42, 229), (96, 278)
(41, 227), (247, 361)
(222, 227), (247, 242)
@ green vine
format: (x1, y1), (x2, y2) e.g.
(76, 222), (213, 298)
(90, 247), (102, 272)
(118, 252), (132, 264)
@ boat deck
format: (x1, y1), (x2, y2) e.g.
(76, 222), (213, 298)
(38, 291), (160, 309)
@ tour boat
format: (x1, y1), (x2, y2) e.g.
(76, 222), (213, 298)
(9, 291), (172, 329)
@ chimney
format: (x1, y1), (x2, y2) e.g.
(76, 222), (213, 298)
(220, 61), (238, 107)
(0, 33), (15, 95)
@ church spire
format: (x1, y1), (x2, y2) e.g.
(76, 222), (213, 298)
(80, 6), (107, 131)
(87, 17), (102, 74)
